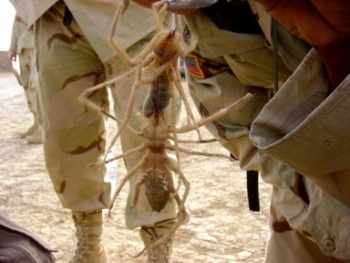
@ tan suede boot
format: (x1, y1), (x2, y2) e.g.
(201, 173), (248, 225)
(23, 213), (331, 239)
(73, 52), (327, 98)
(26, 127), (42, 144)
(140, 219), (176, 263)
(19, 122), (38, 138)
(70, 210), (108, 263)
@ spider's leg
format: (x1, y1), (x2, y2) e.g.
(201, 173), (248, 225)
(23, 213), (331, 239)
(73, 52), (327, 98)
(105, 66), (145, 159)
(176, 93), (253, 134)
(170, 65), (204, 141)
(164, 143), (232, 160)
(136, 157), (189, 256)
(109, 156), (147, 215)
(152, 0), (168, 31)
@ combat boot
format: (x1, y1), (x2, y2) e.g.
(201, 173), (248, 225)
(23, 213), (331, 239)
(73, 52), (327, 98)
(140, 219), (175, 263)
(70, 210), (108, 263)
(26, 127), (42, 144)
(19, 122), (38, 138)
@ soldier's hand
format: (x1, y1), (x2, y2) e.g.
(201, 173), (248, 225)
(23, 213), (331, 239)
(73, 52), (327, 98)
(8, 50), (17, 62)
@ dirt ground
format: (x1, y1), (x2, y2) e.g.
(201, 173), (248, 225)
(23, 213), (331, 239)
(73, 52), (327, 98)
(0, 72), (272, 263)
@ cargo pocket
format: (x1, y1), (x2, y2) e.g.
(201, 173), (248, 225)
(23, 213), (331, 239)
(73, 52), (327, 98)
(310, 195), (350, 262)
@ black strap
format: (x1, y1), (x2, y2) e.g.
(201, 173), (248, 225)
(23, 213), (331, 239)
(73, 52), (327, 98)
(63, 6), (73, 26)
(247, 170), (260, 211)
(245, 20), (279, 212)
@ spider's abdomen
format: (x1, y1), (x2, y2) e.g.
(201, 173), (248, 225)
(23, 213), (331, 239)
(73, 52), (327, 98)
(144, 167), (170, 212)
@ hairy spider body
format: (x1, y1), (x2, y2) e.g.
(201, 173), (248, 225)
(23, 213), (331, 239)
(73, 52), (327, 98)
(131, 114), (179, 213)
(143, 166), (172, 212)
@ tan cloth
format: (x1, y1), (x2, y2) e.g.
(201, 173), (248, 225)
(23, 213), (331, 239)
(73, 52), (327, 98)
(266, 228), (344, 263)
(177, 2), (350, 261)
(9, 16), (34, 52)
(9, 17), (41, 129)
(250, 49), (350, 261)
(18, 48), (40, 122)
(251, 49), (350, 207)
(12, 0), (180, 229)
(10, 0), (158, 62)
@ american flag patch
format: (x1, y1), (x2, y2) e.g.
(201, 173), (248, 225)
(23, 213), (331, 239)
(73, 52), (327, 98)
(183, 54), (205, 79)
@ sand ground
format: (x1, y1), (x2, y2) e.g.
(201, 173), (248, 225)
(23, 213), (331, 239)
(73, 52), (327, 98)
(0, 72), (272, 263)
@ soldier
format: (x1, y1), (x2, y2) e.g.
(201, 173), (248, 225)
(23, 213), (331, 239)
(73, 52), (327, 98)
(132, 0), (350, 262)
(9, 1), (181, 263)
(8, 16), (42, 143)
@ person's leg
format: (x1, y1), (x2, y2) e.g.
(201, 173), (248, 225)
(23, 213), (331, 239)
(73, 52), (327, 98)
(35, 3), (109, 263)
(18, 48), (39, 138)
(26, 48), (43, 144)
(106, 34), (182, 262)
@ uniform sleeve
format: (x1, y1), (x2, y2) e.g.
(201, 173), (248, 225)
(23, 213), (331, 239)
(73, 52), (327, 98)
(9, 17), (22, 52)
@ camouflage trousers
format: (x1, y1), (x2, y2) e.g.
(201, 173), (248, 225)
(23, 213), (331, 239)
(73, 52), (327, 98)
(18, 48), (41, 127)
(34, 3), (179, 229)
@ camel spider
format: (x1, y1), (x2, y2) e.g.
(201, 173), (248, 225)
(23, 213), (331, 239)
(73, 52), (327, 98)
(79, 0), (252, 257)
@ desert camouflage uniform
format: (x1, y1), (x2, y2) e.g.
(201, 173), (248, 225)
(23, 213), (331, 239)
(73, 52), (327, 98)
(9, 0), (181, 262)
(177, 0), (350, 262)
(9, 17), (41, 137)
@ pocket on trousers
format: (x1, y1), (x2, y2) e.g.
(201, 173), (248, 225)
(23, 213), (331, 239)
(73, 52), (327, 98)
(310, 195), (350, 261)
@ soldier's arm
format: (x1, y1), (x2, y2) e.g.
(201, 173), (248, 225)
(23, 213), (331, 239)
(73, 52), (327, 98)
(8, 18), (20, 62)
(255, 0), (350, 89)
